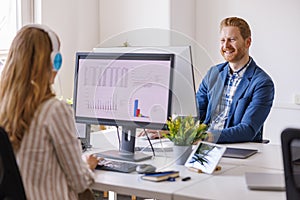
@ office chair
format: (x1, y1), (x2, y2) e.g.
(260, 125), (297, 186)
(0, 127), (27, 200)
(253, 125), (270, 144)
(281, 128), (300, 200)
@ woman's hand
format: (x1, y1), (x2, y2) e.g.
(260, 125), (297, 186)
(86, 154), (103, 170)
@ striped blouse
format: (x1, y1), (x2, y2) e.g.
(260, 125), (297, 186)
(17, 98), (94, 200)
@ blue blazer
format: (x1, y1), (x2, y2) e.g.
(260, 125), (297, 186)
(196, 58), (275, 143)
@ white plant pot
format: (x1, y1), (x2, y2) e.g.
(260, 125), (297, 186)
(173, 145), (193, 165)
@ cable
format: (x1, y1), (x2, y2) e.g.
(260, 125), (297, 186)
(157, 130), (168, 157)
(115, 125), (121, 151)
(144, 129), (155, 157)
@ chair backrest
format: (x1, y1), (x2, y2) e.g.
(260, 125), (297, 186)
(0, 127), (26, 200)
(254, 125), (270, 144)
(260, 125), (270, 143)
(281, 128), (300, 200)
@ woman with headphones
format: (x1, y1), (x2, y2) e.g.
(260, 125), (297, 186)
(0, 24), (99, 199)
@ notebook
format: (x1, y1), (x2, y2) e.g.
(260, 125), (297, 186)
(141, 171), (180, 182)
(222, 147), (258, 159)
(184, 141), (226, 174)
(245, 172), (285, 191)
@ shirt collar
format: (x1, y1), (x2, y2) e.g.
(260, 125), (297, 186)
(228, 57), (252, 77)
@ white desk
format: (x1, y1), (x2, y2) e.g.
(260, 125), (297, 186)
(93, 160), (205, 200)
(88, 131), (286, 200)
(173, 163), (285, 200)
(221, 142), (284, 170)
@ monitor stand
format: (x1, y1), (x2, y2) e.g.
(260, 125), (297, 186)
(96, 126), (152, 162)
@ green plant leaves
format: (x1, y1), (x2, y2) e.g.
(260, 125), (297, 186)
(164, 115), (208, 146)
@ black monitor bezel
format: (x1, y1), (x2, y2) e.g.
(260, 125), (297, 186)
(73, 52), (175, 130)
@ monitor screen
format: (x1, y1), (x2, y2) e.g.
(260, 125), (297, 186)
(73, 52), (175, 161)
(93, 46), (198, 118)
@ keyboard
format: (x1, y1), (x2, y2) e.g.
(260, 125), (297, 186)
(96, 159), (138, 173)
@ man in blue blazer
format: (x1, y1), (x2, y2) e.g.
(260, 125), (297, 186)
(196, 17), (274, 143)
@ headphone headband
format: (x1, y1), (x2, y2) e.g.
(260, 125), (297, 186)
(26, 24), (62, 71)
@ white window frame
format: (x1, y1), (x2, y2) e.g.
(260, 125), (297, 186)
(19, 0), (41, 24)
(18, 0), (35, 26)
(0, 0), (34, 68)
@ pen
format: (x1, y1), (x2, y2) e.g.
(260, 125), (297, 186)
(181, 176), (191, 181)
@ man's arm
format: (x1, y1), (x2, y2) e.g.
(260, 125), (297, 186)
(217, 72), (275, 143)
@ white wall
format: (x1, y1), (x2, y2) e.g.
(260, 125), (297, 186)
(40, 0), (99, 99)
(195, 0), (300, 144)
(98, 0), (170, 47)
(40, 0), (300, 144)
(97, 0), (209, 91)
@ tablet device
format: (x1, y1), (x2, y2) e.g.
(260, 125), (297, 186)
(245, 172), (285, 191)
(222, 147), (258, 159)
(184, 141), (226, 174)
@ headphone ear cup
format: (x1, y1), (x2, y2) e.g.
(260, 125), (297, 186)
(26, 24), (62, 71)
(51, 51), (62, 71)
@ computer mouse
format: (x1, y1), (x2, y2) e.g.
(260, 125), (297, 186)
(136, 164), (156, 174)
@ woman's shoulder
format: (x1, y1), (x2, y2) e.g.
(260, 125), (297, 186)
(33, 98), (74, 130)
(43, 97), (70, 107)
(39, 98), (72, 115)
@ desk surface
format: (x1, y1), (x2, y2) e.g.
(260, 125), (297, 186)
(221, 143), (284, 170)
(88, 131), (286, 200)
(174, 164), (285, 200)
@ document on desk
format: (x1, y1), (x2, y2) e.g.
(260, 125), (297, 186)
(135, 137), (173, 152)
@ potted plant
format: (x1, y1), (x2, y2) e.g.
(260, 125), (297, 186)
(163, 115), (208, 164)
(164, 115), (208, 146)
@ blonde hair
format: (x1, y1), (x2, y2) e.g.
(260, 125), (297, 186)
(220, 17), (251, 40)
(0, 25), (57, 151)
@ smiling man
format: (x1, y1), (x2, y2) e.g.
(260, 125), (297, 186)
(196, 17), (275, 143)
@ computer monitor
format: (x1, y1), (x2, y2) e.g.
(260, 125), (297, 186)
(73, 52), (175, 161)
(93, 46), (198, 118)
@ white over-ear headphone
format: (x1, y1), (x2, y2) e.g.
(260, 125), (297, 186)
(26, 24), (62, 71)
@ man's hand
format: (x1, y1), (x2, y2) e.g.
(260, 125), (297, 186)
(137, 129), (169, 139)
(205, 132), (214, 143)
